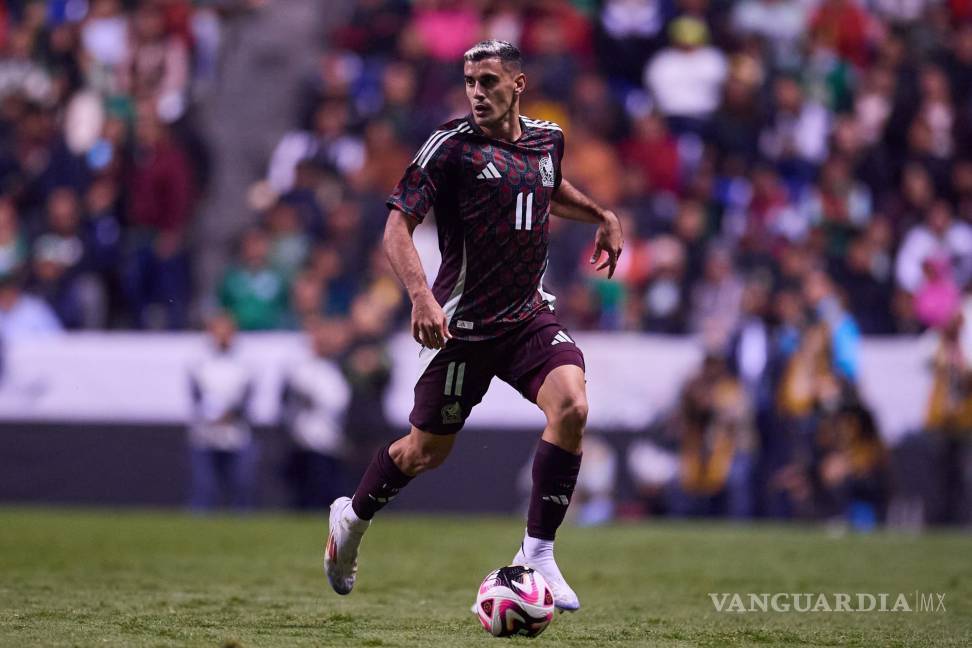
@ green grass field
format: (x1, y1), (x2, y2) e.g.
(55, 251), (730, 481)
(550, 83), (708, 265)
(0, 508), (969, 647)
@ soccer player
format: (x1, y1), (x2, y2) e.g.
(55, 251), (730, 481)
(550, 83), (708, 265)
(324, 40), (623, 612)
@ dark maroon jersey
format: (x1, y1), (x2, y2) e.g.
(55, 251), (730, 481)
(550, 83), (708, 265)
(387, 115), (565, 341)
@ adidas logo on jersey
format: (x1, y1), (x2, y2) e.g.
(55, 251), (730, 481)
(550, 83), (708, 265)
(476, 162), (501, 180)
(550, 330), (574, 346)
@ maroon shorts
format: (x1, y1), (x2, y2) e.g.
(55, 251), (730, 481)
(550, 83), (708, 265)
(410, 310), (585, 434)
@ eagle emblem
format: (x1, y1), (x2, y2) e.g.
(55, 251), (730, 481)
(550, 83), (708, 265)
(441, 402), (463, 424)
(539, 153), (555, 188)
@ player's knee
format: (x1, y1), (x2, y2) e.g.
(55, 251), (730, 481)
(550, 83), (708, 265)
(554, 395), (588, 434)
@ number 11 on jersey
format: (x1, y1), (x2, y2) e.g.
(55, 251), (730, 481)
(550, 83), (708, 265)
(515, 191), (534, 230)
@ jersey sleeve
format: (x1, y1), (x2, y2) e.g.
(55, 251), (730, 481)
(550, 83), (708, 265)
(553, 129), (565, 191)
(386, 130), (459, 224)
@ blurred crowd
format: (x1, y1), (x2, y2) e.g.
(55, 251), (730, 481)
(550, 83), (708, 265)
(1, 0), (971, 524)
(2, 0), (970, 338)
(0, 0), (245, 331)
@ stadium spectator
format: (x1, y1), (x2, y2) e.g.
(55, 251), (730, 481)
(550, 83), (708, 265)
(264, 200), (311, 281)
(284, 267), (325, 330)
(0, 22), (54, 105)
(598, 0), (666, 85)
(803, 269), (860, 382)
(81, 177), (123, 326)
(0, 275), (63, 339)
(639, 234), (690, 333)
(669, 354), (755, 518)
(759, 76), (830, 187)
(731, 0), (808, 68)
(774, 320), (839, 517)
(281, 318), (353, 510)
(925, 308), (972, 523)
(29, 187), (94, 328)
(620, 110), (681, 198)
(815, 399), (889, 529)
(896, 200), (972, 297)
(349, 118), (412, 198)
(914, 256), (962, 330)
(80, 0), (131, 96)
(723, 163), (797, 256)
(829, 228), (895, 335)
(187, 311), (257, 511)
(942, 23), (972, 106)
(409, 0), (481, 63)
(126, 3), (190, 122)
(267, 98), (365, 193)
(709, 70), (763, 167)
(218, 227), (288, 331)
(689, 244), (743, 351)
(126, 105), (194, 329)
(644, 16), (727, 132)
(800, 155), (873, 259)
(808, 0), (876, 69)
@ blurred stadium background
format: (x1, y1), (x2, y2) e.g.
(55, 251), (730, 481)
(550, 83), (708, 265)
(0, 0), (971, 534)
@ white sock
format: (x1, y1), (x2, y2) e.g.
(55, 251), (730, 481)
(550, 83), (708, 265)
(522, 533), (554, 560)
(342, 501), (370, 531)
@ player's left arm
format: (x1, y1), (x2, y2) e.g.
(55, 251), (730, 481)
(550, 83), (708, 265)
(551, 178), (624, 279)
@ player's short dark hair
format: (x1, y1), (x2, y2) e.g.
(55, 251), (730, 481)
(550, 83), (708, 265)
(463, 40), (522, 71)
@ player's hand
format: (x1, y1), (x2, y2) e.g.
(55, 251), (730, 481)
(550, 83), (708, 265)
(590, 210), (623, 279)
(412, 292), (452, 349)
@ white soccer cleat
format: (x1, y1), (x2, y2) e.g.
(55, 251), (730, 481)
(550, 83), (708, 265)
(512, 544), (580, 612)
(324, 496), (370, 595)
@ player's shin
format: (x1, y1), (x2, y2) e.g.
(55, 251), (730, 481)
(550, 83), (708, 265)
(350, 441), (414, 521)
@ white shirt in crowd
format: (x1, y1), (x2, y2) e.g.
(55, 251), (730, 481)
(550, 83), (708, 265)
(188, 348), (253, 451)
(645, 46), (728, 119)
(759, 101), (831, 165)
(281, 354), (351, 457)
(601, 0), (665, 39)
(267, 131), (365, 193)
(0, 294), (63, 340)
(732, 0), (809, 65)
(895, 222), (972, 294)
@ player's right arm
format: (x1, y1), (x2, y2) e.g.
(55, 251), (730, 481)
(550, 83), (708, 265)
(383, 209), (451, 350)
(384, 120), (470, 349)
(384, 122), (465, 350)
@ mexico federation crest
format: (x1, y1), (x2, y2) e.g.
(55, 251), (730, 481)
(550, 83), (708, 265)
(441, 402), (463, 424)
(539, 153), (555, 187)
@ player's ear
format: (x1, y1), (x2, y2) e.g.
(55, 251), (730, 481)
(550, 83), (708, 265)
(513, 73), (526, 97)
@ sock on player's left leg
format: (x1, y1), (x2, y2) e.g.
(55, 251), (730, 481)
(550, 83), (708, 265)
(527, 439), (582, 540)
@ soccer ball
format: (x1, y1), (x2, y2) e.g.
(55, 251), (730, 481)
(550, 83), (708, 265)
(475, 565), (555, 638)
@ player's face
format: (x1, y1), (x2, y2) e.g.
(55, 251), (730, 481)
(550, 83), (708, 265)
(463, 59), (524, 126)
